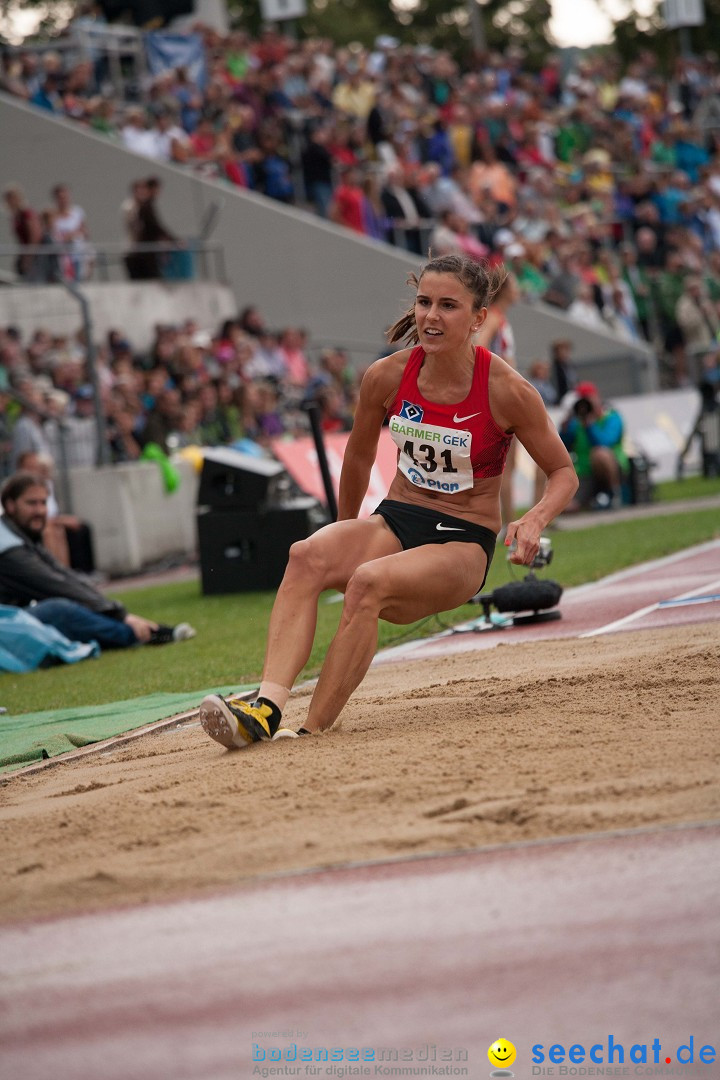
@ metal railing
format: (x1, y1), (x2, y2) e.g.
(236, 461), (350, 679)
(2, 24), (147, 103)
(0, 240), (227, 286)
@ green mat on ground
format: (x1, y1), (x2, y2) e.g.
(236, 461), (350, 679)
(0, 685), (254, 775)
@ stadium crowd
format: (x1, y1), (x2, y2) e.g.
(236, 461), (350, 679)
(0, 309), (360, 482)
(3, 20), (720, 388)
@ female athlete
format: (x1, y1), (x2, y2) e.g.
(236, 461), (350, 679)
(199, 253), (578, 747)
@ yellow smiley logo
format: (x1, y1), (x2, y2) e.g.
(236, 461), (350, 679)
(488, 1039), (517, 1068)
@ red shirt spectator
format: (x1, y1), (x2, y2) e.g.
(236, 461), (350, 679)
(330, 168), (366, 234)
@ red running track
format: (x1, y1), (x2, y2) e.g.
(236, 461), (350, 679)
(0, 825), (718, 1080)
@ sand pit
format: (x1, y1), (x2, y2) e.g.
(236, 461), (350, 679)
(1, 622), (718, 924)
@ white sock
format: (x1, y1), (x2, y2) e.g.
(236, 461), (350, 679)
(257, 681), (291, 713)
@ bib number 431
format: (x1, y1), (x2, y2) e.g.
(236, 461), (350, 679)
(403, 440), (458, 474)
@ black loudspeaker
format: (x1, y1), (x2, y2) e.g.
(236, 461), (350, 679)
(198, 448), (289, 511)
(627, 454), (654, 505)
(197, 498), (328, 595)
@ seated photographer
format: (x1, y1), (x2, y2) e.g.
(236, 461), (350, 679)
(560, 382), (628, 511)
(0, 471), (195, 650)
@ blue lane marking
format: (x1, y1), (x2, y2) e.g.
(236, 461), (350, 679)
(658, 594), (720, 608)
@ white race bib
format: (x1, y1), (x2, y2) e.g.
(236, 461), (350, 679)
(388, 415), (473, 494)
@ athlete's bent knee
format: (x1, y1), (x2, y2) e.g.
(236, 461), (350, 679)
(344, 562), (386, 615)
(285, 535), (328, 584)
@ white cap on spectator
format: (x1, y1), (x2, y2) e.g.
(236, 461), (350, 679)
(45, 388), (70, 412)
(494, 228), (516, 247)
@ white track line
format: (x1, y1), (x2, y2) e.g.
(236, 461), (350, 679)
(658, 593), (720, 607)
(581, 575), (720, 637)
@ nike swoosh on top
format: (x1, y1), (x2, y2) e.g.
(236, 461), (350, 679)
(436, 523), (465, 532)
(453, 410), (482, 424)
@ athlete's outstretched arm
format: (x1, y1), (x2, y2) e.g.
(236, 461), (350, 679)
(491, 366), (578, 566)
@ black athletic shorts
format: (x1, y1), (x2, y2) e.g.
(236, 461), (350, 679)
(373, 499), (496, 592)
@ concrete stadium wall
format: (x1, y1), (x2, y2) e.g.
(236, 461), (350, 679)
(0, 281), (237, 350)
(1, 94), (656, 393)
(68, 458), (200, 576)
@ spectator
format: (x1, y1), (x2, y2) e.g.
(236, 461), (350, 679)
(560, 381), (628, 510)
(513, 241), (549, 301)
(468, 144), (517, 217)
(31, 69), (63, 113)
(380, 165), (431, 254)
(550, 339), (578, 401)
(566, 281), (609, 332)
(279, 326), (310, 389)
(527, 359), (558, 407)
(543, 248), (581, 311)
(306, 346), (357, 412)
(253, 127), (294, 203)
(45, 385), (99, 468)
(108, 404), (143, 463)
(189, 116), (219, 165)
(245, 380), (285, 444)
(419, 162), (484, 231)
(329, 165), (366, 233)
(620, 241), (654, 341)
(172, 65), (202, 134)
(0, 472), (195, 649)
(301, 123), (335, 218)
(331, 59), (376, 121)
(37, 207), (64, 283)
(430, 209), (486, 260)
(238, 305), (267, 338)
(51, 183), (94, 281)
(148, 108), (192, 165)
(120, 107), (158, 157)
(603, 286), (642, 342)
(121, 178), (147, 280)
(245, 330), (287, 381)
(141, 386), (183, 454)
(675, 275), (720, 374)
(10, 379), (52, 470)
(3, 184), (43, 282)
(15, 449), (94, 571)
(315, 383), (353, 433)
(360, 170), (387, 240)
(655, 249), (690, 385)
(133, 176), (178, 280)
(216, 131), (252, 189)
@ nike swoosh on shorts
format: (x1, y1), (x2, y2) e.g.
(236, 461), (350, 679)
(453, 410), (482, 424)
(436, 523), (465, 532)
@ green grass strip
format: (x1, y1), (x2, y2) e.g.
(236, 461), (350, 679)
(1, 506), (718, 717)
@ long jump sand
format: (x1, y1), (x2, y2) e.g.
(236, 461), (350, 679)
(1, 620), (718, 924)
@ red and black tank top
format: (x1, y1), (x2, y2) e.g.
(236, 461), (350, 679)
(386, 345), (513, 494)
